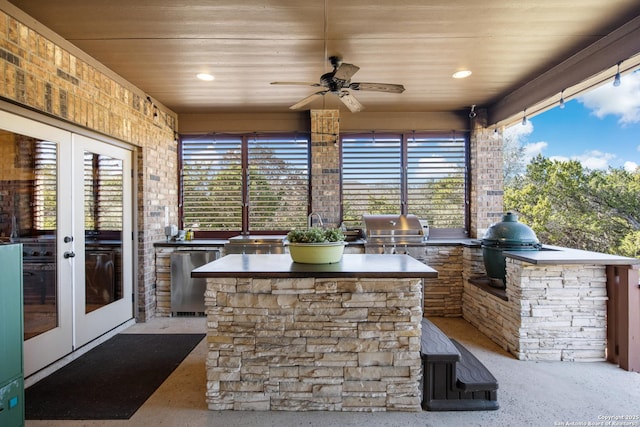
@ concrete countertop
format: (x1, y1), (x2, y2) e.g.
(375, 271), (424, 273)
(191, 253), (439, 279)
(154, 237), (474, 247)
(155, 238), (638, 267)
(467, 239), (638, 266)
(503, 245), (639, 266)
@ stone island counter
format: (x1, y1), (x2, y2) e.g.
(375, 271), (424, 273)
(192, 254), (438, 411)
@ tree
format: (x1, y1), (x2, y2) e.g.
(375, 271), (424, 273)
(505, 155), (640, 258)
(502, 125), (528, 186)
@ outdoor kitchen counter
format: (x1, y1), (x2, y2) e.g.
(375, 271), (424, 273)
(465, 239), (639, 266)
(503, 245), (640, 266)
(191, 253), (438, 278)
(193, 253), (436, 412)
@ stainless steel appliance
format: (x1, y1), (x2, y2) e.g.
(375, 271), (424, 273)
(362, 214), (424, 247)
(19, 237), (56, 307)
(362, 214), (427, 260)
(224, 235), (286, 255)
(170, 250), (220, 315)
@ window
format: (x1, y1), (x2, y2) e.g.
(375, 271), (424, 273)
(33, 140), (57, 230)
(83, 151), (123, 231)
(341, 134), (402, 218)
(180, 134), (310, 235)
(341, 132), (468, 234)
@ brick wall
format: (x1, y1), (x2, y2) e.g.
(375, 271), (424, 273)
(469, 109), (504, 238)
(310, 109), (341, 227)
(0, 10), (178, 320)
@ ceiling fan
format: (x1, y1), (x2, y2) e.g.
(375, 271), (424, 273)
(271, 56), (405, 113)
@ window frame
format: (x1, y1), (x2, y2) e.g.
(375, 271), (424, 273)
(340, 131), (470, 237)
(179, 133), (311, 238)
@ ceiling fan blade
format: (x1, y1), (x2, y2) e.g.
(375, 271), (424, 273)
(289, 91), (327, 110)
(349, 82), (405, 93)
(338, 91), (363, 113)
(333, 63), (360, 81)
(271, 81), (319, 86)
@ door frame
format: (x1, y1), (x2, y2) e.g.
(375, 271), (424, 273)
(72, 133), (134, 348)
(0, 107), (137, 377)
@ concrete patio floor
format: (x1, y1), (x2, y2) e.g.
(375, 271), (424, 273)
(25, 316), (640, 427)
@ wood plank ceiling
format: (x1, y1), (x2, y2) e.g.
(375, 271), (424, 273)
(5, 0), (640, 125)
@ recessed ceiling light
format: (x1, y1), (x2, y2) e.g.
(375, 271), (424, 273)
(452, 70), (472, 79)
(197, 73), (215, 81)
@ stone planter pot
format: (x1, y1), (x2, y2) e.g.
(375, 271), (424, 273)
(288, 242), (346, 264)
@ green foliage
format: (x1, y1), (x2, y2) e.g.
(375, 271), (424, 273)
(183, 144), (308, 231)
(505, 155), (640, 258)
(503, 128), (527, 186)
(287, 227), (345, 243)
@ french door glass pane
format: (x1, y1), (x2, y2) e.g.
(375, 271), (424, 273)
(0, 130), (58, 340)
(84, 151), (123, 313)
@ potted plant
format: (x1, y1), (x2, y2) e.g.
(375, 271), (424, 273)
(286, 227), (346, 264)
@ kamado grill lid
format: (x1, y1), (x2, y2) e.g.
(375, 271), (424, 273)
(481, 212), (540, 247)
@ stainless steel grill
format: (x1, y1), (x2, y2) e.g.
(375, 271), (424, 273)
(362, 214), (425, 245)
(362, 214), (427, 257)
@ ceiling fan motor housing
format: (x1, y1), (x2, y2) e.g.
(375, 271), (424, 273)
(272, 56), (404, 113)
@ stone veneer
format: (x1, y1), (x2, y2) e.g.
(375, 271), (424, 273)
(204, 276), (423, 411)
(462, 246), (608, 361)
(421, 246), (463, 317)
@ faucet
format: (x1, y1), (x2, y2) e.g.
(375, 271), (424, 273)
(308, 212), (324, 228)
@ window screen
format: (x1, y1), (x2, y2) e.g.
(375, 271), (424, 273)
(342, 134), (402, 224)
(341, 132), (468, 232)
(181, 134), (309, 233)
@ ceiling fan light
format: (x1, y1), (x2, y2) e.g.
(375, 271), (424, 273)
(452, 70), (472, 79)
(197, 73), (215, 81)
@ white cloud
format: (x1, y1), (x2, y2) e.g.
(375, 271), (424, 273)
(503, 119), (533, 141)
(624, 161), (639, 172)
(522, 141), (547, 162)
(574, 150), (616, 170)
(546, 150), (617, 170)
(578, 71), (640, 125)
(417, 157), (460, 177)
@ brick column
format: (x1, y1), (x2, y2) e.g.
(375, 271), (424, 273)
(310, 110), (341, 227)
(469, 108), (504, 238)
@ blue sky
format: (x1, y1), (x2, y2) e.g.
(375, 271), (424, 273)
(505, 70), (640, 172)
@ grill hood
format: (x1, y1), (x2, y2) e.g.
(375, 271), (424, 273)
(362, 214), (425, 244)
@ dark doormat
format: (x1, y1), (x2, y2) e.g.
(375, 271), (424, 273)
(25, 333), (205, 420)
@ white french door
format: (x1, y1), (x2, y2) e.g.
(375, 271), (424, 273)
(0, 110), (134, 377)
(71, 134), (133, 347)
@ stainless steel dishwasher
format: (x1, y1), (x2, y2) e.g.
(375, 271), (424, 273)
(170, 250), (220, 315)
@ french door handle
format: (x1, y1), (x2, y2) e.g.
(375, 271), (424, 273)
(64, 251), (76, 259)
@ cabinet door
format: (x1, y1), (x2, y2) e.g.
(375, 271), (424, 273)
(0, 244), (23, 381)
